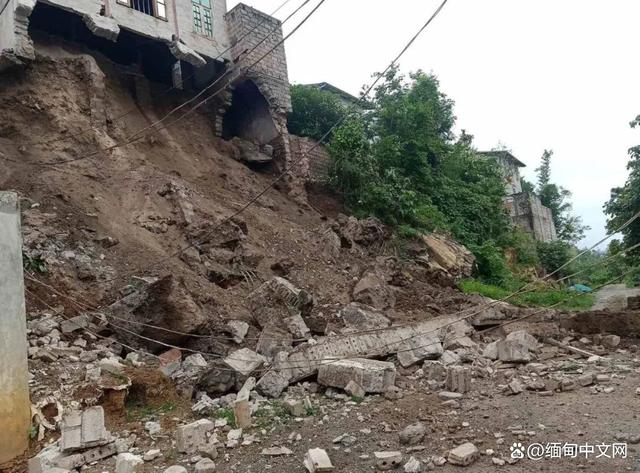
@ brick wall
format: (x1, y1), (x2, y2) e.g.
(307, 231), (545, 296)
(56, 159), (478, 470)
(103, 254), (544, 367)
(224, 3), (291, 114)
(289, 135), (331, 183)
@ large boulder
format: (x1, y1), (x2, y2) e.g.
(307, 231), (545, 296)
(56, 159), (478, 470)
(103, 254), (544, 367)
(104, 276), (207, 351)
(352, 272), (396, 310)
(332, 215), (390, 248)
(196, 361), (237, 396)
(420, 233), (475, 281)
(338, 303), (391, 333)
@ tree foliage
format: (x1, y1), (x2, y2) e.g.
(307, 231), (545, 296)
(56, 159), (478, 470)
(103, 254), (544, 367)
(287, 84), (348, 141)
(327, 68), (510, 279)
(604, 115), (640, 263)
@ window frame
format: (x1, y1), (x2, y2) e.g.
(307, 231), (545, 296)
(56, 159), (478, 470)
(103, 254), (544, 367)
(116, 0), (169, 21)
(192, 0), (213, 38)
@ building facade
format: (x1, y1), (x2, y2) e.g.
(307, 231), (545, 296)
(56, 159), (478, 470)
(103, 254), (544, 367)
(0, 0), (293, 176)
(480, 150), (557, 242)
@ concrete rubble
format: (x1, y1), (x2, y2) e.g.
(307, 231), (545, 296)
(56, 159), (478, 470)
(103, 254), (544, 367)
(304, 448), (334, 472)
(317, 359), (396, 393)
(447, 442), (479, 466)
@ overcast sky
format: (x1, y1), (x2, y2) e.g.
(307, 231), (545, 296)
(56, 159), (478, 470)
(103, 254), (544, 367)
(230, 0), (640, 248)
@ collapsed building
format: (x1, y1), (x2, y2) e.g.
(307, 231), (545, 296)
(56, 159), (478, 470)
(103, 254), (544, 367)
(0, 0), (294, 177)
(479, 150), (558, 242)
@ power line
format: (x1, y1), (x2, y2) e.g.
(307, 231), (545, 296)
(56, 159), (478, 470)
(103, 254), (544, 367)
(0, 0), (11, 19)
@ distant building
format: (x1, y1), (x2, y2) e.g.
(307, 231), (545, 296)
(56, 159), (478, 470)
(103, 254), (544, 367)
(479, 150), (557, 242)
(478, 150), (525, 195)
(304, 82), (364, 109)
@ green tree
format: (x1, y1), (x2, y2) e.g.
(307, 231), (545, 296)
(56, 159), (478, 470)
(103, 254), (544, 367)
(287, 85), (348, 141)
(604, 115), (640, 266)
(327, 68), (511, 281)
(535, 150), (589, 243)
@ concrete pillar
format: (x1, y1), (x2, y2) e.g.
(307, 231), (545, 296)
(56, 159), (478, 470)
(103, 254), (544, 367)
(0, 192), (30, 465)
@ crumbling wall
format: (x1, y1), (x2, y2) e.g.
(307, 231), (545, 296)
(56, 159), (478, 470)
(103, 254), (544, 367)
(0, 0), (36, 71)
(224, 4), (292, 183)
(289, 135), (331, 183)
(505, 192), (557, 242)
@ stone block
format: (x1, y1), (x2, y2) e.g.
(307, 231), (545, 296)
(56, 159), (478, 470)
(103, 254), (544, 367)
(317, 359), (396, 393)
(374, 451), (403, 471)
(303, 448), (334, 472)
(496, 340), (532, 363)
(256, 370), (290, 398)
(115, 453), (144, 473)
(344, 380), (365, 399)
(447, 442), (478, 466)
(194, 458), (216, 473)
(283, 399), (305, 417)
(506, 330), (539, 353)
(602, 334), (621, 348)
(224, 348), (265, 376)
(399, 423), (426, 446)
(226, 320), (249, 344)
(445, 366), (471, 393)
(176, 419), (215, 453)
(233, 399), (251, 428)
(482, 341), (498, 360)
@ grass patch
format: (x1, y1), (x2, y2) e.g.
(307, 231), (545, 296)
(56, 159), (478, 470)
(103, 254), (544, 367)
(215, 407), (236, 428)
(125, 400), (176, 422)
(459, 279), (595, 311)
(253, 401), (292, 428)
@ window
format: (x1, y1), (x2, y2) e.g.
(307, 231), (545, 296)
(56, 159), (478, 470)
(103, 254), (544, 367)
(192, 0), (213, 37)
(156, 0), (167, 19)
(116, 0), (167, 20)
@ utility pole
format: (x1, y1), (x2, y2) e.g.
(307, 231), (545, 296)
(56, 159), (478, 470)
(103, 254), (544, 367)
(0, 191), (30, 465)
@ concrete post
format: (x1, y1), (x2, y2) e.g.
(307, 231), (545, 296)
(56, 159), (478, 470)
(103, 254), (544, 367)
(0, 192), (30, 465)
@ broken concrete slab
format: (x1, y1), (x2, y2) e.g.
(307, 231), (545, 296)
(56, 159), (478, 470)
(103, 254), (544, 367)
(224, 348), (266, 376)
(317, 358), (396, 394)
(60, 407), (110, 452)
(169, 40), (206, 67)
(397, 333), (443, 368)
(82, 14), (120, 42)
(275, 313), (469, 385)
(248, 277), (313, 336)
(176, 419), (215, 453)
